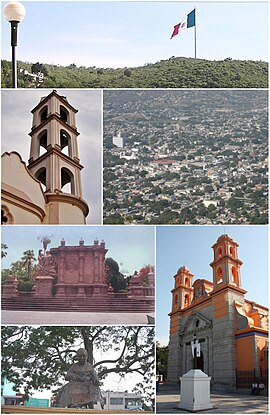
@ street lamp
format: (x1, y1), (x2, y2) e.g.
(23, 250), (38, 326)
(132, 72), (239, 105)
(3, 1), (26, 88)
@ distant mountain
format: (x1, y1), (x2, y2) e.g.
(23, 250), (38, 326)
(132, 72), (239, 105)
(1, 57), (268, 88)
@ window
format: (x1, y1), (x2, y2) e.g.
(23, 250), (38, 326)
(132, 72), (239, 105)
(231, 267), (239, 285)
(40, 106), (48, 123)
(61, 168), (75, 194)
(60, 106), (69, 123)
(35, 167), (46, 191)
(184, 294), (189, 307)
(1, 206), (13, 225)
(60, 130), (71, 157)
(217, 267), (223, 284)
(217, 247), (222, 258)
(38, 130), (47, 156)
(110, 398), (123, 405)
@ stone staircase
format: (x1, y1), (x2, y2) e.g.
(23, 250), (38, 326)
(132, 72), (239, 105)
(1, 296), (154, 313)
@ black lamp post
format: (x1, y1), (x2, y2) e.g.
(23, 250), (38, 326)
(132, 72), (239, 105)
(3, 1), (26, 88)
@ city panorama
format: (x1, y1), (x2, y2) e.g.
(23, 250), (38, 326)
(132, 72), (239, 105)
(103, 90), (268, 225)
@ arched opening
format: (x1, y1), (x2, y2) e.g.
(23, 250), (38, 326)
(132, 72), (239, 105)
(38, 130), (47, 156)
(60, 130), (72, 157)
(217, 247), (222, 258)
(61, 167), (75, 194)
(1, 209), (8, 224)
(230, 246), (235, 258)
(35, 167), (46, 192)
(185, 277), (189, 287)
(175, 294), (178, 305)
(231, 267), (239, 285)
(60, 106), (69, 124)
(40, 106), (48, 123)
(217, 267), (223, 284)
(184, 294), (190, 307)
(1, 206), (13, 225)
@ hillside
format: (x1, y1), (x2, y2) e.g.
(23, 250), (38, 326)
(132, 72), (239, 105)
(1, 57), (268, 88)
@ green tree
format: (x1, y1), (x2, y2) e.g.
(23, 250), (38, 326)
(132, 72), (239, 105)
(1, 326), (155, 403)
(2, 58), (269, 89)
(1, 250), (37, 291)
(1, 243), (8, 258)
(156, 342), (168, 382)
(31, 62), (48, 76)
(124, 69), (132, 77)
(105, 258), (128, 292)
(103, 215), (125, 224)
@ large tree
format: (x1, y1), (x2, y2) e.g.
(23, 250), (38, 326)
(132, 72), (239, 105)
(1, 326), (155, 403)
(1, 250), (37, 291)
(105, 257), (129, 292)
(156, 342), (168, 382)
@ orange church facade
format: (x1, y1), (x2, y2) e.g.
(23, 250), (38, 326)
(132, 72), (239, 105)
(167, 234), (268, 389)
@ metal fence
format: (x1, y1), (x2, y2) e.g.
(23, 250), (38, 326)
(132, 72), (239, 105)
(235, 367), (268, 389)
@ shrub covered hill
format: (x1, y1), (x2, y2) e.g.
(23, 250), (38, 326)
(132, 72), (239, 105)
(1, 57), (268, 88)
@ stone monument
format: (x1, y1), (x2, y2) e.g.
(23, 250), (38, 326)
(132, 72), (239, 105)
(2, 275), (18, 298)
(34, 238), (56, 298)
(55, 348), (104, 409)
(178, 335), (213, 412)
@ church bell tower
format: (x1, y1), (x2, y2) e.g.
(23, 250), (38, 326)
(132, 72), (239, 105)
(27, 90), (89, 224)
(210, 234), (243, 290)
(171, 266), (194, 311)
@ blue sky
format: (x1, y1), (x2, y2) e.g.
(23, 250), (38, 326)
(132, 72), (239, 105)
(156, 225), (268, 345)
(1, 1), (268, 68)
(1, 225), (155, 276)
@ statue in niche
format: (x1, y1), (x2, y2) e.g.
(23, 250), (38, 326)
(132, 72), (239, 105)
(55, 348), (104, 409)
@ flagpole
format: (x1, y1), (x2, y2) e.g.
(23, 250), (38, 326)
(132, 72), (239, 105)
(194, 6), (197, 59)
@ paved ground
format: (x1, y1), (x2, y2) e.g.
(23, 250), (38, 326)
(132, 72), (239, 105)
(1, 310), (154, 325)
(157, 384), (268, 414)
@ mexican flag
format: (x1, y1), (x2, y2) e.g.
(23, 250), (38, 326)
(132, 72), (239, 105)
(170, 9), (195, 39)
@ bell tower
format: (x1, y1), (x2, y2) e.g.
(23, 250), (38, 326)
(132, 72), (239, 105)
(171, 266), (194, 311)
(27, 90), (89, 224)
(210, 234), (243, 289)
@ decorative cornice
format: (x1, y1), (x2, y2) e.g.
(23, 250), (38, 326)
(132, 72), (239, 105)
(31, 90), (78, 114)
(2, 189), (46, 222)
(2, 151), (49, 190)
(181, 311), (213, 336)
(210, 255), (243, 268)
(28, 146), (83, 170)
(29, 113), (80, 137)
(211, 234), (239, 249)
(169, 295), (212, 317)
(210, 283), (247, 296)
(45, 193), (89, 218)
